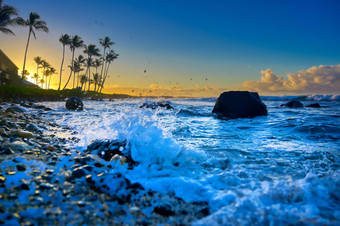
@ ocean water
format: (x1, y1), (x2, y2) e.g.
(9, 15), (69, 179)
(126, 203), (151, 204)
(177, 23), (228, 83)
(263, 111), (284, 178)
(41, 95), (340, 224)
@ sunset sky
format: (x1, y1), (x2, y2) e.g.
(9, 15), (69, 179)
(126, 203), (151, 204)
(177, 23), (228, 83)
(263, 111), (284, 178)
(1, 0), (339, 97)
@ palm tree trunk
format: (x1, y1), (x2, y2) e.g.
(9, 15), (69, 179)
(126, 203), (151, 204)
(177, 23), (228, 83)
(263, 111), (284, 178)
(62, 50), (75, 90)
(58, 44), (65, 90)
(22, 28), (32, 79)
(48, 75), (51, 89)
(100, 62), (111, 93)
(76, 72), (79, 88)
(98, 47), (106, 92)
(87, 66), (91, 91)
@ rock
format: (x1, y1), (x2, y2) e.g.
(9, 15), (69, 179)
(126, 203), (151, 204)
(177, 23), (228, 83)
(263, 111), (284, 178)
(13, 130), (34, 138)
(86, 139), (137, 167)
(71, 168), (86, 180)
(280, 100), (304, 108)
(212, 91), (268, 118)
(153, 204), (175, 216)
(16, 164), (26, 172)
(5, 141), (32, 152)
(305, 103), (321, 108)
(26, 124), (43, 134)
(65, 96), (84, 110)
(140, 101), (174, 110)
(5, 106), (26, 114)
(93, 173), (131, 200)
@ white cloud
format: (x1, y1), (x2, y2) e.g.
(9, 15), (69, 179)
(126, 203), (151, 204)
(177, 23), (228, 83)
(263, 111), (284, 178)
(240, 65), (340, 94)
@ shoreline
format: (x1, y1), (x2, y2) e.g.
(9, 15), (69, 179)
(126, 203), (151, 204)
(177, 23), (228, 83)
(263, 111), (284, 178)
(0, 100), (209, 225)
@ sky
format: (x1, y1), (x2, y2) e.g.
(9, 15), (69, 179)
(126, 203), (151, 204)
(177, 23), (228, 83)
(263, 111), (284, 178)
(1, 0), (339, 97)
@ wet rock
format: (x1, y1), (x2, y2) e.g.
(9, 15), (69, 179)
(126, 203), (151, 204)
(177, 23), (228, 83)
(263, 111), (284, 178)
(4, 141), (32, 152)
(39, 183), (54, 190)
(26, 124), (43, 134)
(86, 139), (137, 167)
(306, 103), (321, 108)
(280, 100), (304, 108)
(93, 173), (131, 200)
(1, 147), (15, 155)
(212, 91), (268, 118)
(153, 204), (175, 216)
(66, 96), (84, 111)
(5, 106), (27, 114)
(16, 164), (26, 172)
(13, 130), (34, 138)
(140, 101), (174, 110)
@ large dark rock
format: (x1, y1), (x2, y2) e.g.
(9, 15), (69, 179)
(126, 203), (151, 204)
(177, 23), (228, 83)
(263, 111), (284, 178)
(280, 100), (304, 108)
(305, 103), (321, 108)
(212, 91), (268, 118)
(66, 96), (84, 110)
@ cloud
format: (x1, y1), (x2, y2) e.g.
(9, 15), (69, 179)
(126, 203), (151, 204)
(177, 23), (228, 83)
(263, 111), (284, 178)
(240, 65), (340, 94)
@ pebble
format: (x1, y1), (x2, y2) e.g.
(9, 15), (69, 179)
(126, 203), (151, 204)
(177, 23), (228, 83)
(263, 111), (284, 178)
(16, 164), (26, 172)
(13, 130), (34, 138)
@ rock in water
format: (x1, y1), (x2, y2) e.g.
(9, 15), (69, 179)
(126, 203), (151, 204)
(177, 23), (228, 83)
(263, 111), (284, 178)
(306, 103), (321, 108)
(212, 91), (268, 118)
(86, 139), (137, 168)
(140, 101), (173, 110)
(280, 100), (304, 108)
(5, 106), (27, 114)
(66, 96), (84, 110)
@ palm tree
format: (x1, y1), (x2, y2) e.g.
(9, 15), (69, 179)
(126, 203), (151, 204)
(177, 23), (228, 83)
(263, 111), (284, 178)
(62, 35), (84, 90)
(94, 58), (102, 73)
(92, 72), (100, 92)
(21, 12), (48, 79)
(48, 66), (56, 89)
(40, 60), (50, 89)
(23, 69), (29, 80)
(99, 50), (118, 93)
(33, 73), (39, 85)
(80, 75), (87, 91)
(0, 0), (24, 35)
(33, 56), (42, 80)
(58, 34), (70, 90)
(83, 44), (100, 91)
(74, 55), (85, 88)
(98, 36), (114, 92)
(39, 78), (45, 87)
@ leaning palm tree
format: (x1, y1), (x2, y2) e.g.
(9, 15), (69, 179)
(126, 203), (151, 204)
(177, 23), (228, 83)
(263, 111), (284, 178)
(0, 0), (24, 35)
(58, 34), (70, 90)
(83, 44), (100, 91)
(62, 35), (84, 90)
(21, 12), (48, 79)
(98, 36), (114, 92)
(99, 50), (118, 93)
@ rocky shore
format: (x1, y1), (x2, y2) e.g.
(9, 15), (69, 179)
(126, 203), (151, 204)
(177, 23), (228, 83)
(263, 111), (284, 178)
(0, 100), (209, 225)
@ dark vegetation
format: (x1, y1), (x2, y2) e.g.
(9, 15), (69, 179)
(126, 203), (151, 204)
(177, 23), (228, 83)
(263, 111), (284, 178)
(0, 86), (131, 101)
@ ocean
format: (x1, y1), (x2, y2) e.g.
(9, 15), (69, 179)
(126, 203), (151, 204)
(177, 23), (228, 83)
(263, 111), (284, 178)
(41, 95), (340, 224)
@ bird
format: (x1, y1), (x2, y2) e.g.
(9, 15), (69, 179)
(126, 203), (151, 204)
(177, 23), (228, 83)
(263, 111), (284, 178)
(144, 70), (146, 73)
